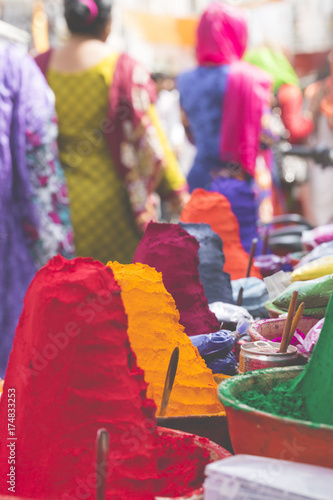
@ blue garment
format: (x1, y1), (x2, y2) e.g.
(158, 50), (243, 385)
(177, 65), (263, 256)
(177, 65), (230, 191)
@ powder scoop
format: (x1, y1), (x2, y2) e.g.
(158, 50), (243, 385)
(158, 346), (180, 417)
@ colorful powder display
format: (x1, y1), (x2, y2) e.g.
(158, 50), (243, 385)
(109, 261), (224, 417)
(133, 222), (221, 336)
(0, 256), (215, 499)
(180, 189), (262, 280)
(179, 222), (234, 305)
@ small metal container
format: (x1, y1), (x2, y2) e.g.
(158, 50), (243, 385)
(239, 341), (299, 374)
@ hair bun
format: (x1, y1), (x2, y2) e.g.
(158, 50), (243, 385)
(65, 0), (112, 34)
(65, 0), (99, 25)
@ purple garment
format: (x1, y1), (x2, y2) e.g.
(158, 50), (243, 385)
(0, 45), (73, 377)
(209, 177), (264, 255)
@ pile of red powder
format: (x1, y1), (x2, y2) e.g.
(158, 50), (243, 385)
(0, 256), (213, 499)
(133, 222), (220, 335)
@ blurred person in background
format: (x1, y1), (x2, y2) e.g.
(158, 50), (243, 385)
(245, 45), (315, 216)
(0, 44), (74, 377)
(35, 0), (188, 265)
(304, 51), (333, 226)
(177, 2), (278, 255)
(245, 45), (314, 145)
(152, 72), (196, 178)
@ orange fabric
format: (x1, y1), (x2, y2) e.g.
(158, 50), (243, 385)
(278, 84), (314, 143)
(180, 189), (262, 280)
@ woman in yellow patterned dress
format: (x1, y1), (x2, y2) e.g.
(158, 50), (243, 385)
(35, 0), (188, 264)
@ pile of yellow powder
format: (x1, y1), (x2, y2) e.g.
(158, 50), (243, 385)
(109, 262), (224, 417)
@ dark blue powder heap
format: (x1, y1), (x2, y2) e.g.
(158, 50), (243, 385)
(180, 222), (234, 305)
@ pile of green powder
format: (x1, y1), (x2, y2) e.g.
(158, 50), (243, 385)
(238, 379), (311, 421)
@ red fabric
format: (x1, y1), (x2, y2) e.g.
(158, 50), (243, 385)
(34, 49), (52, 77)
(278, 84), (314, 143)
(105, 54), (160, 203)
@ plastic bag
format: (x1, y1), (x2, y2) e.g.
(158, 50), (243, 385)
(272, 327), (305, 346)
(263, 270), (292, 301)
(190, 330), (236, 357)
(272, 273), (333, 310)
(235, 318), (250, 339)
(297, 241), (333, 268)
(253, 254), (284, 278)
(205, 351), (238, 375)
(291, 255), (333, 282)
(265, 300), (326, 319)
(209, 302), (253, 325)
(295, 318), (324, 356)
(231, 278), (269, 318)
(302, 224), (333, 250)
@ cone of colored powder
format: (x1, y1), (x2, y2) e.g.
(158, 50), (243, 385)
(133, 222), (220, 335)
(0, 256), (213, 499)
(289, 290), (333, 425)
(179, 222), (234, 305)
(109, 261), (224, 417)
(180, 189), (262, 280)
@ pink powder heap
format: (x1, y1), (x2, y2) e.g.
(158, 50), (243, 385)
(0, 256), (213, 499)
(133, 222), (220, 336)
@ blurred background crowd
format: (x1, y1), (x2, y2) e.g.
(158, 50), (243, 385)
(2, 0), (332, 221)
(1, 0), (333, 372)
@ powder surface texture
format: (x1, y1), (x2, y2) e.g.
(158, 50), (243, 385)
(179, 222), (234, 305)
(0, 256), (212, 498)
(109, 262), (224, 417)
(180, 189), (262, 280)
(133, 222), (220, 335)
(238, 380), (310, 421)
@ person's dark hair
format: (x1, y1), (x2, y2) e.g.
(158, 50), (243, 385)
(151, 72), (166, 84)
(64, 0), (112, 37)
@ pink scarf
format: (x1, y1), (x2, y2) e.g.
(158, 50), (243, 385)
(197, 3), (272, 176)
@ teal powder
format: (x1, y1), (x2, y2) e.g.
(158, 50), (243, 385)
(239, 379), (311, 421)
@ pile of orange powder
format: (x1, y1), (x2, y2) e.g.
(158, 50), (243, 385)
(109, 262), (224, 417)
